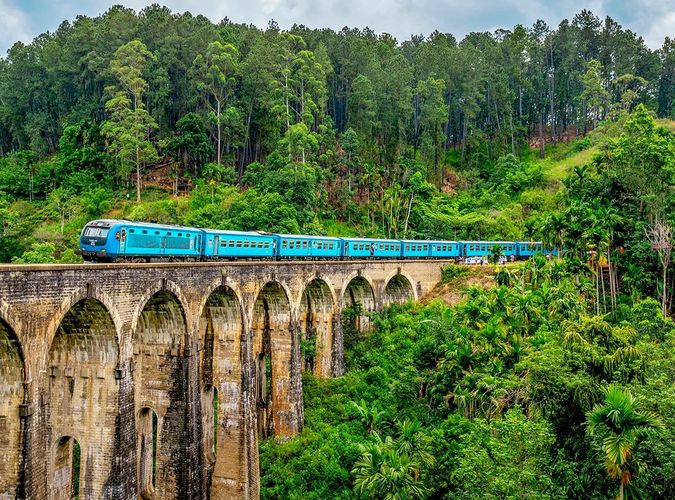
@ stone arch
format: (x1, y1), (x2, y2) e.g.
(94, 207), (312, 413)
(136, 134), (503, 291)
(252, 281), (299, 438)
(343, 275), (377, 332)
(50, 435), (81, 500)
(47, 285), (122, 353)
(384, 274), (416, 306)
(47, 298), (119, 499)
(133, 289), (188, 499)
(198, 284), (245, 497)
(131, 279), (189, 335)
(0, 315), (24, 498)
(298, 278), (336, 377)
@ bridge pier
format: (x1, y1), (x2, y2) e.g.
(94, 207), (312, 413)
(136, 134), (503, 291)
(0, 260), (447, 499)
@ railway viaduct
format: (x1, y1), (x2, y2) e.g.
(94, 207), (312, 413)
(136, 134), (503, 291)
(0, 259), (451, 499)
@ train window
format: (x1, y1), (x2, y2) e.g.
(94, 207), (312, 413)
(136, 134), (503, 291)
(178, 233), (182, 237)
(129, 229), (135, 233)
(236, 241), (242, 247)
(282, 241), (287, 249)
(302, 241), (308, 248)
(405, 245), (410, 251)
(228, 240), (234, 247)
(154, 231), (159, 235)
(258, 242), (263, 248)
(142, 230), (148, 234)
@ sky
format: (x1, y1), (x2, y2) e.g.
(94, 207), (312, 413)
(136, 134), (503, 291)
(1, 0), (673, 56)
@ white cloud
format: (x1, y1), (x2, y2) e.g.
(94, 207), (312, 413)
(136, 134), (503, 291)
(0, 0), (30, 55)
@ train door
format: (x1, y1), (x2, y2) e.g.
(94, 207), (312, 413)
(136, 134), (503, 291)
(118, 228), (127, 253)
(160, 234), (167, 255)
(214, 236), (219, 256)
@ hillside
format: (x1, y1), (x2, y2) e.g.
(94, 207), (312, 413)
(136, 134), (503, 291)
(0, 6), (673, 263)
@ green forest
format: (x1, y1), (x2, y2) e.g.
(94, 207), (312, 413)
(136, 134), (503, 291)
(0, 4), (674, 498)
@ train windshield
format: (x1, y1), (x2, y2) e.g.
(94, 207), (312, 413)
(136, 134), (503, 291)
(83, 226), (110, 238)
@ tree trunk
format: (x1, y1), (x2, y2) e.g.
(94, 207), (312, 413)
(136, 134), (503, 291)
(663, 264), (668, 319)
(216, 99), (222, 166)
(403, 193), (414, 238)
(136, 144), (141, 203)
(539, 116), (545, 159)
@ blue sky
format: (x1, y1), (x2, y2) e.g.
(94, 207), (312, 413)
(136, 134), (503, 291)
(1, 0), (673, 55)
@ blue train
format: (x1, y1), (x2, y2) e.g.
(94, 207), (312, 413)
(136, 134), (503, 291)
(76, 219), (557, 263)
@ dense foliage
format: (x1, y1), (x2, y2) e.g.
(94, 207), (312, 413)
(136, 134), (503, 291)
(260, 258), (675, 498)
(0, 7), (674, 265)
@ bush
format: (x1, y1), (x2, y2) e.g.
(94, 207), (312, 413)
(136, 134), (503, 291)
(441, 264), (469, 283)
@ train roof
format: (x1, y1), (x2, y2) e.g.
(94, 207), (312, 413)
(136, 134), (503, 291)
(87, 219), (202, 232)
(341, 237), (401, 243)
(275, 233), (341, 241)
(401, 239), (459, 244)
(460, 240), (526, 244)
(202, 228), (273, 237)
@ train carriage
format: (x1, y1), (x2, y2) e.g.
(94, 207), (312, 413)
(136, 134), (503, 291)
(462, 241), (515, 259)
(78, 220), (203, 262)
(428, 241), (462, 259)
(401, 240), (431, 259)
(276, 234), (342, 259)
(516, 242), (558, 258)
(342, 238), (401, 259)
(203, 230), (275, 259)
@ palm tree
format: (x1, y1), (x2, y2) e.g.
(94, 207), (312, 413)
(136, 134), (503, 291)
(350, 399), (386, 434)
(586, 384), (664, 500)
(352, 436), (429, 499)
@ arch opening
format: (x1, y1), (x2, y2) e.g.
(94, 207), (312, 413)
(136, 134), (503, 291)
(198, 285), (244, 496)
(0, 318), (23, 498)
(48, 298), (118, 499)
(137, 407), (158, 497)
(134, 290), (187, 498)
(52, 436), (81, 500)
(343, 276), (376, 333)
(252, 282), (292, 438)
(384, 274), (415, 307)
(298, 279), (335, 377)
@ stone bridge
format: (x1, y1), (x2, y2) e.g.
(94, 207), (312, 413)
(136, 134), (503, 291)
(0, 259), (451, 499)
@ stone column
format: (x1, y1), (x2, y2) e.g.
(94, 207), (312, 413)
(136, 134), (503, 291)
(288, 320), (304, 435)
(240, 327), (259, 499)
(331, 314), (344, 377)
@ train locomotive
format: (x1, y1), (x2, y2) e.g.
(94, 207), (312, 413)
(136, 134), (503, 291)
(76, 219), (555, 263)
